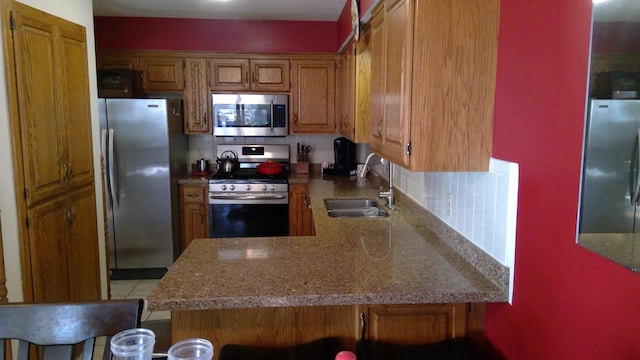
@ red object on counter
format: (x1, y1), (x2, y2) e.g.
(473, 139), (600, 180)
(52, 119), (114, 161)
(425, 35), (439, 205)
(256, 161), (284, 175)
(335, 351), (357, 360)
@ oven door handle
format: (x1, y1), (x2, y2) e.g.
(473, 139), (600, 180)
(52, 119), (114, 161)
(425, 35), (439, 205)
(209, 194), (288, 200)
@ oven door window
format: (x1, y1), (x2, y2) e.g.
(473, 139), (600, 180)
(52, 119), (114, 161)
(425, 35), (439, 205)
(209, 204), (289, 238)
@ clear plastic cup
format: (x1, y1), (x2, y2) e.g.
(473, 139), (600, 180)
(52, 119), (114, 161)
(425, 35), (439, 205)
(110, 328), (156, 360)
(168, 338), (214, 360)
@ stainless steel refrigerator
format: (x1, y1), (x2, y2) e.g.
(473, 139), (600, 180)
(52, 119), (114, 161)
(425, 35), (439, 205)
(99, 98), (187, 279)
(580, 99), (640, 233)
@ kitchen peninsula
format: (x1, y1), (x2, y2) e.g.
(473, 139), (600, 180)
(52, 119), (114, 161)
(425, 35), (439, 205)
(146, 174), (509, 355)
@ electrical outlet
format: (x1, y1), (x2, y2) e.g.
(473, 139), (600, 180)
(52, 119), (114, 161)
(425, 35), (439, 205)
(447, 193), (453, 216)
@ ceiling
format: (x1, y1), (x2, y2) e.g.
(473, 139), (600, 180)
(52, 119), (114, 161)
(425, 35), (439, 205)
(92, 0), (349, 21)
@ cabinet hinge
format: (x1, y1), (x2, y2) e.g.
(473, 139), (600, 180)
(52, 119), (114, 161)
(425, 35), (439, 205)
(23, 188), (29, 200)
(9, 12), (15, 30)
(406, 141), (412, 155)
(25, 217), (30, 228)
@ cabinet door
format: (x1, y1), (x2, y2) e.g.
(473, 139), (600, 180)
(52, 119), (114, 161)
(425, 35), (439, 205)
(210, 58), (251, 91)
(288, 183), (314, 236)
(66, 187), (101, 301)
(60, 23), (94, 190)
(183, 58), (211, 134)
(11, 8), (67, 205)
(27, 195), (71, 302)
(96, 54), (138, 70)
(251, 59), (290, 91)
(369, 10), (385, 153)
(339, 43), (355, 138)
(139, 56), (184, 91)
(363, 303), (468, 344)
(380, 0), (411, 166)
(290, 60), (336, 133)
(180, 185), (209, 251)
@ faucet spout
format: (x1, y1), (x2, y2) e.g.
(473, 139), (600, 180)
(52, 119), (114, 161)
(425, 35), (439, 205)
(358, 152), (376, 178)
(359, 152), (396, 209)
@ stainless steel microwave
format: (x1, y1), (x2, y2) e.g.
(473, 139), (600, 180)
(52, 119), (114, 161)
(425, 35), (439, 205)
(212, 93), (288, 137)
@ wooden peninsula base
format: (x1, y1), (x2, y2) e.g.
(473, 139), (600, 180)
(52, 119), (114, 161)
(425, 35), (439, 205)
(170, 303), (485, 360)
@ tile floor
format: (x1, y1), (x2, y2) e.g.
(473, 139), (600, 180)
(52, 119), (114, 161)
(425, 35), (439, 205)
(110, 279), (171, 321)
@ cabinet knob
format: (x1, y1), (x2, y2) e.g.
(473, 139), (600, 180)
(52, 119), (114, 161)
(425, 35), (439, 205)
(377, 120), (383, 136)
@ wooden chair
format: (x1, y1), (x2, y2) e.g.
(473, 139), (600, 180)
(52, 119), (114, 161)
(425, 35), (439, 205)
(0, 299), (144, 360)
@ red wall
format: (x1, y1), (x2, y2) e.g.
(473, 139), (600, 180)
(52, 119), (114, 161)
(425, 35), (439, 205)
(488, 0), (640, 358)
(94, 17), (338, 53)
(95, 0), (640, 357)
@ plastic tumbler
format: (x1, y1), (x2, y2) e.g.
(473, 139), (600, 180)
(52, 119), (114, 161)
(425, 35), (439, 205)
(168, 338), (214, 360)
(110, 328), (156, 360)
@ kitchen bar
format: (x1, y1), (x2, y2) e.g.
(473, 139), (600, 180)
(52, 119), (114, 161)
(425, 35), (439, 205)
(146, 173), (508, 355)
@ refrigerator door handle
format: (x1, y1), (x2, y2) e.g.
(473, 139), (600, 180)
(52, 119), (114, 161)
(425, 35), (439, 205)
(108, 128), (119, 208)
(101, 129), (111, 206)
(633, 129), (640, 205)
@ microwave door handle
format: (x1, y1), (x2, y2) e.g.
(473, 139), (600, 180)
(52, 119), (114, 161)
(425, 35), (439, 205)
(270, 100), (274, 132)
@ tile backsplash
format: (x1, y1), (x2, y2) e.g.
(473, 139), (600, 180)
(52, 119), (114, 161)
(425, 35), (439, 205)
(187, 134), (371, 168)
(394, 158), (518, 302)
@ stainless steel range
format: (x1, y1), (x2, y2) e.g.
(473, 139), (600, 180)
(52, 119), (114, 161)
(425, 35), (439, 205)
(208, 144), (290, 238)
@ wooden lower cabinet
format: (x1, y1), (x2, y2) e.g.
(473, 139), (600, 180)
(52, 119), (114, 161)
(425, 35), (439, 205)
(288, 183), (315, 236)
(171, 303), (482, 360)
(179, 184), (209, 252)
(360, 303), (468, 344)
(26, 186), (101, 301)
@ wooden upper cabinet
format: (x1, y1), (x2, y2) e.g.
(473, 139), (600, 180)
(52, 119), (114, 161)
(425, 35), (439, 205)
(96, 54), (138, 70)
(60, 24), (95, 190)
(209, 58), (290, 92)
(251, 59), (290, 91)
(183, 58), (211, 134)
(11, 5), (94, 206)
(369, 0), (499, 171)
(339, 33), (371, 143)
(138, 56), (184, 91)
(290, 59), (336, 133)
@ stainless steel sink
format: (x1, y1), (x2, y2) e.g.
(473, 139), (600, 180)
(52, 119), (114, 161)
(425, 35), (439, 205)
(324, 198), (388, 218)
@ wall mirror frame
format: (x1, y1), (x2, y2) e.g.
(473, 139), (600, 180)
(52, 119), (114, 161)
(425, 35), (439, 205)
(577, 0), (640, 272)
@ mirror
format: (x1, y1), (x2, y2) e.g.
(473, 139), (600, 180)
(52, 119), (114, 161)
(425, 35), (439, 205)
(578, 0), (640, 271)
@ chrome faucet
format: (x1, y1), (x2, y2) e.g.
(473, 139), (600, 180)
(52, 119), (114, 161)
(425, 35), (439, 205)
(359, 153), (396, 210)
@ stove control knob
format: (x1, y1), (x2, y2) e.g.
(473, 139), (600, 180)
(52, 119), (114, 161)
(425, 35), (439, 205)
(270, 185), (275, 191)
(221, 185), (227, 191)
(262, 185), (267, 191)
(230, 184), (235, 191)
(246, 184), (251, 191)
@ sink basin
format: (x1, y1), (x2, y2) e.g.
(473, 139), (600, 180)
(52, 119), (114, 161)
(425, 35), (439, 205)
(324, 198), (388, 218)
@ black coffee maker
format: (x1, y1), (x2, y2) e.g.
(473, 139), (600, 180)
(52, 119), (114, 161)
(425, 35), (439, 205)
(324, 137), (357, 176)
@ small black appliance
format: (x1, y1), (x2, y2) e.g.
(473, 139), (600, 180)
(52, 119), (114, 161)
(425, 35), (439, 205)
(324, 137), (357, 176)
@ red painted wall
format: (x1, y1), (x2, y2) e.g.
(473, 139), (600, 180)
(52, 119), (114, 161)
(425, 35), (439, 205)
(488, 0), (640, 358)
(94, 17), (338, 53)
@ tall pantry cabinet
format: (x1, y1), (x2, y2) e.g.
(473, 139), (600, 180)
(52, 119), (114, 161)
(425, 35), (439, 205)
(3, 1), (101, 301)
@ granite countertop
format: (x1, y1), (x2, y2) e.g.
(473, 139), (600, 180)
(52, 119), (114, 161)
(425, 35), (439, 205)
(147, 172), (509, 311)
